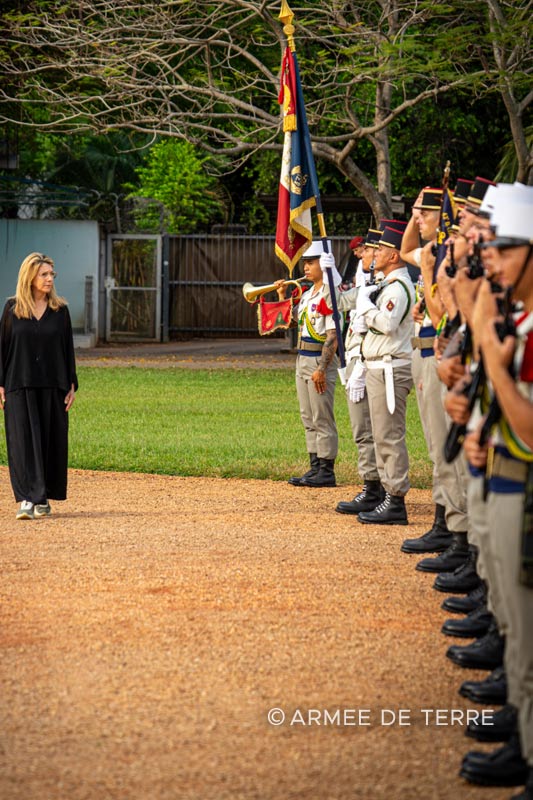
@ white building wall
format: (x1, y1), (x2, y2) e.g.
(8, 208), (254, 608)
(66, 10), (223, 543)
(0, 220), (100, 344)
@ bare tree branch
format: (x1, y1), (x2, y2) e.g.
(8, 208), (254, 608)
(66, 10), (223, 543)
(1, 0), (532, 214)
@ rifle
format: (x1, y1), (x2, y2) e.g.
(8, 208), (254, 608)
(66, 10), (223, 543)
(440, 241), (459, 339)
(445, 241), (456, 278)
(466, 236), (485, 280)
(367, 255), (377, 286)
(367, 258), (389, 304)
(442, 310), (462, 341)
(442, 234), (495, 461)
(443, 279), (515, 463)
(478, 285), (516, 447)
(443, 325), (484, 463)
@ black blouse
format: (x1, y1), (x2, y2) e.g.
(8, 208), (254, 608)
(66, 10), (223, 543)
(0, 300), (78, 393)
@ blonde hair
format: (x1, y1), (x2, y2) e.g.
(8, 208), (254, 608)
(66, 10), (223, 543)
(13, 252), (66, 319)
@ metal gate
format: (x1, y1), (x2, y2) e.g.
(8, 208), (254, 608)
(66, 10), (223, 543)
(103, 232), (352, 341)
(105, 234), (162, 342)
(167, 234), (351, 338)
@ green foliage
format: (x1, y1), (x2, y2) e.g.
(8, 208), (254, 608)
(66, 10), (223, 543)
(226, 147), (376, 235)
(496, 126), (533, 183)
(47, 132), (146, 222)
(1, 0), (531, 223)
(126, 140), (225, 233)
(0, 129), (147, 224)
(389, 91), (511, 193)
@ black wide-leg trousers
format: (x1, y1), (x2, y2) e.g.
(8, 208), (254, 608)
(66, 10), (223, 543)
(4, 388), (69, 504)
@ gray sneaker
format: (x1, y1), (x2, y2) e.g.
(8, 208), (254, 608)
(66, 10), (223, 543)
(16, 501), (35, 520)
(34, 502), (52, 517)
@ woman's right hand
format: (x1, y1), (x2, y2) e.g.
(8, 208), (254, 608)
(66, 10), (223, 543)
(0, 387), (5, 409)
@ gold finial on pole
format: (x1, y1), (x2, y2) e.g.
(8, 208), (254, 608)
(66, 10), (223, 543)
(279, 0), (296, 52)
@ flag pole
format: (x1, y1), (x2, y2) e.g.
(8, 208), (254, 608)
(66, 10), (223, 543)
(433, 159), (452, 280)
(278, 1), (347, 376)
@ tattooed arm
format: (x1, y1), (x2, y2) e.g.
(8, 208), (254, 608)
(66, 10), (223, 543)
(312, 331), (338, 394)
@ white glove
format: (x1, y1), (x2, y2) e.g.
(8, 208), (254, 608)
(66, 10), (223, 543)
(347, 361), (367, 403)
(355, 283), (376, 315)
(319, 252), (343, 288)
(350, 309), (368, 335)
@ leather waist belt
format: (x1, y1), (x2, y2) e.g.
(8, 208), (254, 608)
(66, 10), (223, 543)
(412, 323), (436, 355)
(411, 336), (432, 349)
(297, 339), (323, 353)
(366, 358), (411, 370)
(489, 452), (528, 484)
(411, 337), (435, 359)
(365, 357), (411, 414)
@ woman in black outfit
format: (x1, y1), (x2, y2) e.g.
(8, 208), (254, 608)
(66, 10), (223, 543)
(0, 252), (78, 520)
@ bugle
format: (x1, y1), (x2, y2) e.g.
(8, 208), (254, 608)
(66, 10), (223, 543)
(242, 278), (304, 304)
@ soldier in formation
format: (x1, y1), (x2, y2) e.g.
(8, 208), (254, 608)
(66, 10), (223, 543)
(292, 178), (532, 797)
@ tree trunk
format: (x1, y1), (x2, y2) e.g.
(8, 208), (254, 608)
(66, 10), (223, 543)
(315, 143), (392, 221)
(500, 91), (532, 185)
(374, 80), (393, 208)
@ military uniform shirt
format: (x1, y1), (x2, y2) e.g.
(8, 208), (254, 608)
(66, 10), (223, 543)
(297, 285), (337, 340)
(491, 311), (533, 459)
(361, 267), (415, 360)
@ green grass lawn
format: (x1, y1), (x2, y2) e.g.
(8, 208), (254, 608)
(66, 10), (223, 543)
(0, 367), (433, 487)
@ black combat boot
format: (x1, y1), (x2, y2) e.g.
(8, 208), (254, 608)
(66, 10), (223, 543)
(460, 733), (529, 786)
(466, 703), (517, 743)
(459, 666), (507, 705)
(415, 531), (469, 573)
(300, 458), (336, 487)
(433, 547), (483, 593)
(288, 453), (319, 486)
(511, 767), (533, 800)
(401, 503), (452, 553)
(441, 605), (494, 639)
(441, 581), (487, 614)
(358, 493), (408, 525)
(446, 621), (504, 670)
(336, 480), (384, 514)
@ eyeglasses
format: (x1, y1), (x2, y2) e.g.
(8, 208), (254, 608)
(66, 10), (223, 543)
(37, 271), (57, 279)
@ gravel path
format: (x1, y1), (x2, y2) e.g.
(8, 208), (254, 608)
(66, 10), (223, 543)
(75, 338), (296, 370)
(0, 468), (507, 800)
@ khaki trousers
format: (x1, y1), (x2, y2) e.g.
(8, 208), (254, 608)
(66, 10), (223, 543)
(466, 475), (503, 620)
(295, 354), (338, 460)
(412, 349), (444, 508)
(487, 490), (533, 764)
(365, 362), (413, 496)
(345, 359), (379, 482)
(412, 351), (468, 532)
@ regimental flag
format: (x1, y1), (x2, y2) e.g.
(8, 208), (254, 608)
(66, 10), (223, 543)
(257, 296), (294, 335)
(275, 46), (316, 275)
(434, 187), (456, 279)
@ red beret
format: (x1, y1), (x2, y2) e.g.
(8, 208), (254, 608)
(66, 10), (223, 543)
(349, 236), (364, 249)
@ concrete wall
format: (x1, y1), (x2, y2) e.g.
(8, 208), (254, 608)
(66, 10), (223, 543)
(0, 220), (100, 338)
